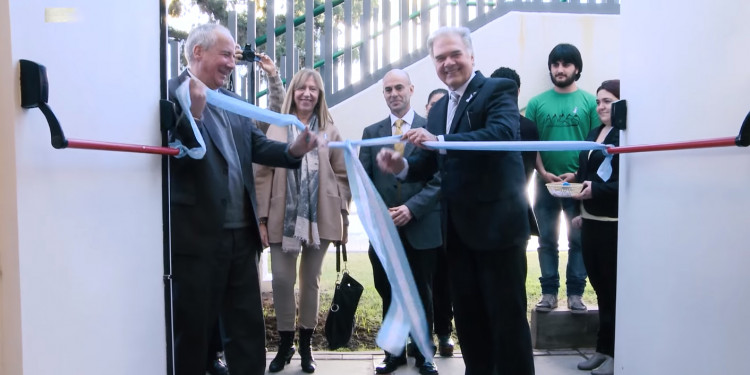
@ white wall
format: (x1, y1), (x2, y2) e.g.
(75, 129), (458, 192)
(331, 12), (620, 142)
(616, 2), (750, 374)
(1, 1), (166, 374)
(1, 0), (22, 374)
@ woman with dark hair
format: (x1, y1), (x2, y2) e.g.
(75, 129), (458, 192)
(562, 79), (620, 375)
(255, 68), (351, 374)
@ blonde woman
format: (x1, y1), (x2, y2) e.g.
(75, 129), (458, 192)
(255, 68), (350, 374)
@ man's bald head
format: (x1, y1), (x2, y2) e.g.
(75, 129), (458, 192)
(382, 69), (414, 118)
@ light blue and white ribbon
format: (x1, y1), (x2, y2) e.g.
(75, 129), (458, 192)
(170, 81), (207, 159)
(341, 140), (433, 362)
(171, 80), (305, 158)
(171, 85), (616, 362)
(330, 139), (615, 181)
(204, 89), (305, 130)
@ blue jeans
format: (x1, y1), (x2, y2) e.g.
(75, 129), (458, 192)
(534, 177), (587, 296)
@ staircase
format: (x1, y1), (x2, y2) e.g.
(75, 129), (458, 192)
(168, 0), (619, 107)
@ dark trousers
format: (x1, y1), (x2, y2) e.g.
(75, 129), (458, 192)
(205, 319), (224, 366)
(581, 219), (618, 357)
(173, 228), (266, 375)
(446, 218), (534, 375)
(432, 247), (454, 337)
(369, 236), (438, 355)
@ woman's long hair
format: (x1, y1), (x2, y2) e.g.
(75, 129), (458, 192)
(281, 68), (334, 129)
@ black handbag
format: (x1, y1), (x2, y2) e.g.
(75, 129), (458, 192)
(324, 242), (364, 350)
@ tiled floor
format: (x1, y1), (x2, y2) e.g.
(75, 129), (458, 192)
(262, 349), (595, 374)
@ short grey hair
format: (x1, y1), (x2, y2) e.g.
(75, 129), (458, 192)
(426, 26), (474, 59)
(184, 23), (233, 64)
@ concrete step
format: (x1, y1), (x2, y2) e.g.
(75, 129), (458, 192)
(531, 307), (599, 350)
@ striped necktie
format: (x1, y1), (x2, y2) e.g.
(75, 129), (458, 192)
(394, 118), (405, 154)
(446, 91), (460, 134)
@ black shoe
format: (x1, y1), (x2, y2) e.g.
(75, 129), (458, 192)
(375, 353), (407, 374)
(206, 358), (229, 375)
(269, 331), (296, 373)
(298, 328), (317, 373)
(418, 361), (439, 375)
(413, 344), (437, 368)
(437, 335), (454, 357)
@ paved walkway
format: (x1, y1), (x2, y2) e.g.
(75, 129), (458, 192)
(263, 348), (594, 374)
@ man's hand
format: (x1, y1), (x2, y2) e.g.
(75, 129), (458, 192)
(256, 52), (277, 77)
(559, 172), (576, 183)
(389, 205), (413, 227)
(572, 181), (593, 200)
(377, 148), (406, 174)
(234, 44), (244, 61)
(540, 171), (562, 183)
(188, 78), (207, 120)
(403, 127), (438, 149)
(571, 215), (583, 229)
(289, 127), (323, 158)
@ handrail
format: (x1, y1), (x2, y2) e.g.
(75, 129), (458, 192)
(220, 0), (622, 104)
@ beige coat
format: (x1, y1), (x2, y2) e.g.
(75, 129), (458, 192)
(255, 123), (351, 244)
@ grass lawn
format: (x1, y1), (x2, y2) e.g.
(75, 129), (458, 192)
(264, 249), (597, 351)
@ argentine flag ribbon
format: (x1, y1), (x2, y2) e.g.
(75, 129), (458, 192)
(171, 83), (618, 363)
(171, 80), (305, 158)
(340, 140), (434, 362)
(330, 139), (616, 182)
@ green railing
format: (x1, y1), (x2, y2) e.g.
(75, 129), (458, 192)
(176, 0), (620, 106)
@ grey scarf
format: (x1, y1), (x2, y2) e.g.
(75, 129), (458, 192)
(281, 114), (321, 252)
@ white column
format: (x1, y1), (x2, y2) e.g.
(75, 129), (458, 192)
(2, 1), (166, 374)
(617, 2), (750, 374)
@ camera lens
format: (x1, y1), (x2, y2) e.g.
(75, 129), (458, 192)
(242, 45), (261, 62)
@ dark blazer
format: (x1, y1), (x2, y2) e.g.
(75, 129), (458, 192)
(575, 125), (620, 218)
(167, 71), (301, 255)
(360, 113), (442, 250)
(520, 115), (540, 178)
(405, 72), (530, 250)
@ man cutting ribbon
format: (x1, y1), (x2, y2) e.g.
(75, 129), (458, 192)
(167, 23), (320, 375)
(377, 26), (536, 375)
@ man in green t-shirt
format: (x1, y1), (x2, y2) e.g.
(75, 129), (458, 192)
(526, 43), (598, 314)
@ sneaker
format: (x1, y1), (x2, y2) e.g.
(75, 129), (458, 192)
(535, 294), (558, 312)
(591, 356), (614, 375)
(578, 352), (608, 370)
(567, 295), (587, 314)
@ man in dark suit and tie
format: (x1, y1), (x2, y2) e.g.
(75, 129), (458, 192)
(167, 23), (320, 375)
(360, 69), (442, 375)
(377, 27), (535, 374)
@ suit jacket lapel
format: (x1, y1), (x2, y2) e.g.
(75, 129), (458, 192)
(449, 72), (486, 134)
(378, 118), (392, 138)
(378, 117), (401, 155)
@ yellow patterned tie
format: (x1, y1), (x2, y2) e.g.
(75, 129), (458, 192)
(394, 118), (405, 154)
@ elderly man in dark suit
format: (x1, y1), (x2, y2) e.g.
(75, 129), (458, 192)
(360, 69), (442, 375)
(167, 23), (320, 375)
(377, 27), (535, 374)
